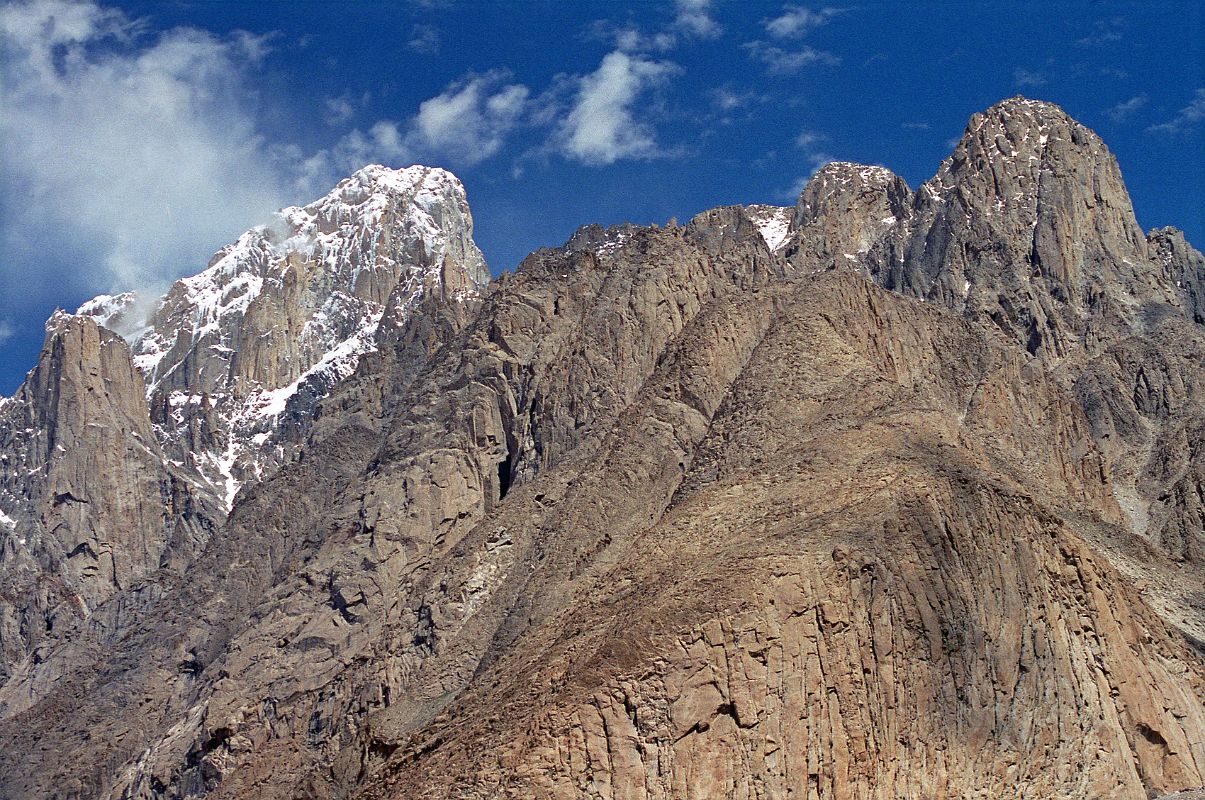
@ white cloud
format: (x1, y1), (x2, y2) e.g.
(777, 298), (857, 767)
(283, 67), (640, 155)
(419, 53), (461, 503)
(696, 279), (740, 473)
(0, 0), (529, 305)
(305, 74), (530, 176)
(324, 95), (355, 126)
(556, 51), (678, 166)
(1148, 88), (1205, 134)
(1077, 17), (1124, 47)
(586, 19), (677, 53)
(0, 0), (301, 295)
(1107, 94), (1147, 122)
(765, 6), (840, 38)
(413, 73), (529, 163)
(674, 0), (721, 38)
(0, 320), (12, 346)
(783, 128), (836, 200)
(745, 41), (839, 73)
(710, 85), (766, 114)
(292, 121), (412, 190)
(794, 129), (827, 149)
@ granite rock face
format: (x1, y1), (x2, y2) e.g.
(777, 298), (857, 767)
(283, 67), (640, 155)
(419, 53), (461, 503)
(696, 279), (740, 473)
(81, 164), (489, 511)
(784, 161), (913, 271)
(0, 98), (1203, 800)
(0, 166), (490, 718)
(0, 314), (219, 707)
(868, 97), (1183, 358)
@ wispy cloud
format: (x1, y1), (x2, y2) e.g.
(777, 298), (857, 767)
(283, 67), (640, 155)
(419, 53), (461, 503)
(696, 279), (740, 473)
(764, 6), (841, 38)
(901, 121), (930, 131)
(710, 85), (767, 115)
(745, 3), (841, 74)
(1077, 17), (1124, 47)
(407, 23), (440, 54)
(794, 129), (827, 150)
(0, 0), (300, 294)
(1013, 68), (1047, 88)
(1106, 94), (1147, 122)
(782, 129), (836, 200)
(0, 0), (528, 302)
(0, 320), (12, 346)
(745, 41), (839, 73)
(1148, 88), (1205, 134)
(553, 51), (679, 165)
(673, 0), (721, 38)
(587, 20), (677, 53)
(324, 95), (355, 126)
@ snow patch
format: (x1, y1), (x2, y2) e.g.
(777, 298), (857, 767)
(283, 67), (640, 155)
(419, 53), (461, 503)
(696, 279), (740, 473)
(746, 205), (793, 251)
(74, 164), (485, 509)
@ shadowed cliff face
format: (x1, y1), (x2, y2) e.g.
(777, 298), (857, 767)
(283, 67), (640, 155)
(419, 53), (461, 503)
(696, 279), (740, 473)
(0, 314), (221, 708)
(0, 98), (1203, 800)
(0, 166), (492, 721)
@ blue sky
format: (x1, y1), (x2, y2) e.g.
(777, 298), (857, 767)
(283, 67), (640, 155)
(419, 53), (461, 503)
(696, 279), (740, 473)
(1, 0), (1202, 393)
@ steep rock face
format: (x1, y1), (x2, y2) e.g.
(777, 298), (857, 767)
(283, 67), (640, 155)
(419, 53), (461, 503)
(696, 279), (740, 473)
(0, 212), (789, 800)
(783, 161), (913, 271)
(871, 97), (1180, 357)
(353, 273), (1203, 800)
(0, 314), (218, 701)
(1072, 319), (1205, 586)
(82, 165), (489, 510)
(0, 99), (1203, 800)
(0, 165), (491, 721)
(1149, 227), (1205, 324)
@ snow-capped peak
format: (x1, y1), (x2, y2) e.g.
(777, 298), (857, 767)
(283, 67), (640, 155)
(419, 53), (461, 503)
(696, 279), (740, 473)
(75, 163), (489, 512)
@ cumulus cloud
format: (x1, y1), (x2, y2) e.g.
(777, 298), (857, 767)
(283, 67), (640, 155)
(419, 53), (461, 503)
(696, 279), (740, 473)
(555, 51), (678, 166)
(744, 41), (839, 73)
(412, 73), (529, 163)
(1107, 94), (1147, 122)
(765, 6), (840, 38)
(1148, 88), (1205, 134)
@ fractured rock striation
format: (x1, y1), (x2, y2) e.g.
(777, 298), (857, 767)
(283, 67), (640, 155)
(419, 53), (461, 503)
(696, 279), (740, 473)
(0, 97), (1202, 800)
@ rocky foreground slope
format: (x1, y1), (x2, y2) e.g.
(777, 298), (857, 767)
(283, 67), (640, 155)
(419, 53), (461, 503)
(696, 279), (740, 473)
(0, 97), (1203, 799)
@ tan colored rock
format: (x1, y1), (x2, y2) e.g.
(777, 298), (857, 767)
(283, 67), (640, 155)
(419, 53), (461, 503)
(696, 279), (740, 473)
(1, 100), (1203, 800)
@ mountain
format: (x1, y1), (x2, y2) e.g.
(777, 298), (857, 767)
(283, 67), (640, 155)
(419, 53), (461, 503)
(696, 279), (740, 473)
(81, 164), (488, 510)
(0, 164), (489, 717)
(0, 97), (1203, 800)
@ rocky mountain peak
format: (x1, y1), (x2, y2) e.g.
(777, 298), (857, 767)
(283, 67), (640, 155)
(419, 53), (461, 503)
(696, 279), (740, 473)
(70, 163), (491, 511)
(933, 95), (1115, 205)
(1148, 226), (1205, 324)
(873, 96), (1169, 357)
(3, 95), (1205, 800)
(783, 161), (912, 271)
